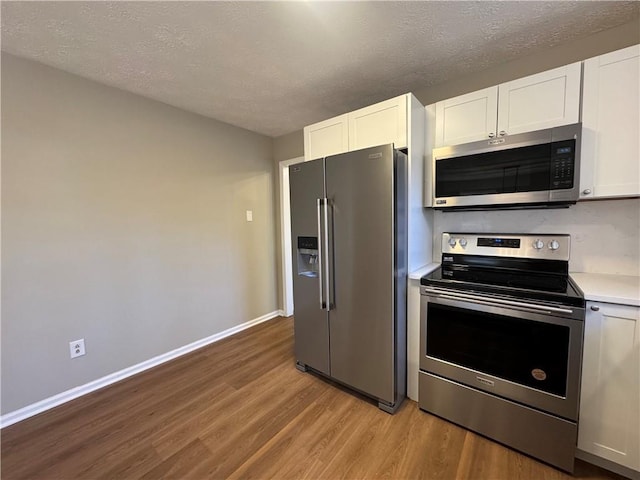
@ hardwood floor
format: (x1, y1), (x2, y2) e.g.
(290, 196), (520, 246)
(1, 316), (626, 479)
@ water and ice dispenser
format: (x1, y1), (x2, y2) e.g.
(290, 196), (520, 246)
(297, 236), (319, 277)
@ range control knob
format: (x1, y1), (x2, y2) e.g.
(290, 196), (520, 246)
(548, 240), (560, 250)
(532, 239), (544, 250)
(448, 237), (457, 247)
(459, 238), (468, 247)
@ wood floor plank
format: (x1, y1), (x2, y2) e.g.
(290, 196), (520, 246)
(406, 411), (467, 480)
(151, 358), (298, 459)
(16, 379), (236, 479)
(312, 403), (393, 479)
(359, 400), (424, 479)
(74, 383), (236, 479)
(226, 387), (360, 480)
(193, 373), (325, 478)
(1, 316), (628, 480)
(139, 439), (213, 480)
(95, 442), (162, 480)
(454, 431), (565, 480)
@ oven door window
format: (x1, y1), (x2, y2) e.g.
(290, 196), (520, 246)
(426, 303), (570, 397)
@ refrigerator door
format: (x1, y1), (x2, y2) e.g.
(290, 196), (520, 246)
(325, 144), (397, 403)
(289, 158), (330, 375)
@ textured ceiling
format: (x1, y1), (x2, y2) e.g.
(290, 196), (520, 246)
(2, 1), (639, 137)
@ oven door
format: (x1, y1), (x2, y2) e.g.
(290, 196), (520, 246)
(419, 286), (584, 421)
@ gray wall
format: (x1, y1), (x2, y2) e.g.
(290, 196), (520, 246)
(1, 53), (278, 414)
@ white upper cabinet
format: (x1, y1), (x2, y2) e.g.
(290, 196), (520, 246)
(434, 87), (497, 146)
(497, 62), (581, 135)
(578, 301), (640, 472)
(579, 45), (640, 199)
(349, 96), (407, 151)
(303, 95), (409, 161)
(434, 63), (581, 147)
(303, 114), (349, 161)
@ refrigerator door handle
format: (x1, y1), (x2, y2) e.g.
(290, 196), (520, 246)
(316, 198), (325, 310)
(324, 198), (332, 311)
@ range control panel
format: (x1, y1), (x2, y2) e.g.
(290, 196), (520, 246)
(477, 237), (521, 248)
(442, 233), (570, 261)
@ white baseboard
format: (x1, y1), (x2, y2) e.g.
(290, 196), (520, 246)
(1, 310), (284, 429)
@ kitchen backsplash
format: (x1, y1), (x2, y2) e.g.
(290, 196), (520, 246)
(433, 198), (640, 276)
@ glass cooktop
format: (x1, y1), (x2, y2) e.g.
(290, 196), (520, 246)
(421, 254), (585, 308)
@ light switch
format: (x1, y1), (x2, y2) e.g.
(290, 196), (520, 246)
(246, 210), (253, 222)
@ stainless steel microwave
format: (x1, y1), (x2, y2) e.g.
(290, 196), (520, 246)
(432, 123), (582, 210)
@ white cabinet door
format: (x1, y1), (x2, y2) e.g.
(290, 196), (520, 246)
(434, 64), (581, 148)
(580, 45), (640, 199)
(434, 87), (498, 147)
(578, 301), (640, 472)
(348, 95), (407, 151)
(497, 62), (581, 136)
(303, 114), (349, 161)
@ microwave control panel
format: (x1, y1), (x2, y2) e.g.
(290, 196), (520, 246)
(550, 140), (575, 190)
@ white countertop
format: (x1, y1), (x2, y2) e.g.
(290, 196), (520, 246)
(409, 263), (440, 280)
(570, 272), (640, 307)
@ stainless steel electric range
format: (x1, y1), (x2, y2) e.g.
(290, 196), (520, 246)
(419, 233), (585, 473)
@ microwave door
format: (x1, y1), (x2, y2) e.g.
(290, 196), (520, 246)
(434, 144), (555, 208)
(432, 123), (581, 209)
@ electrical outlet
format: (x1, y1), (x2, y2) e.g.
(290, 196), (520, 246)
(69, 339), (86, 359)
(246, 210), (253, 222)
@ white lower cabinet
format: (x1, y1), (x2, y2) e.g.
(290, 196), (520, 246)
(578, 301), (640, 473)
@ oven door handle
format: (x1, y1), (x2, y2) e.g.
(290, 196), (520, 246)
(422, 287), (574, 315)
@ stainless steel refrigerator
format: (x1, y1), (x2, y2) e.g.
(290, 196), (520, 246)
(289, 143), (407, 413)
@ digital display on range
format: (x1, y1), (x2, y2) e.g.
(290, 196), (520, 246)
(477, 237), (521, 248)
